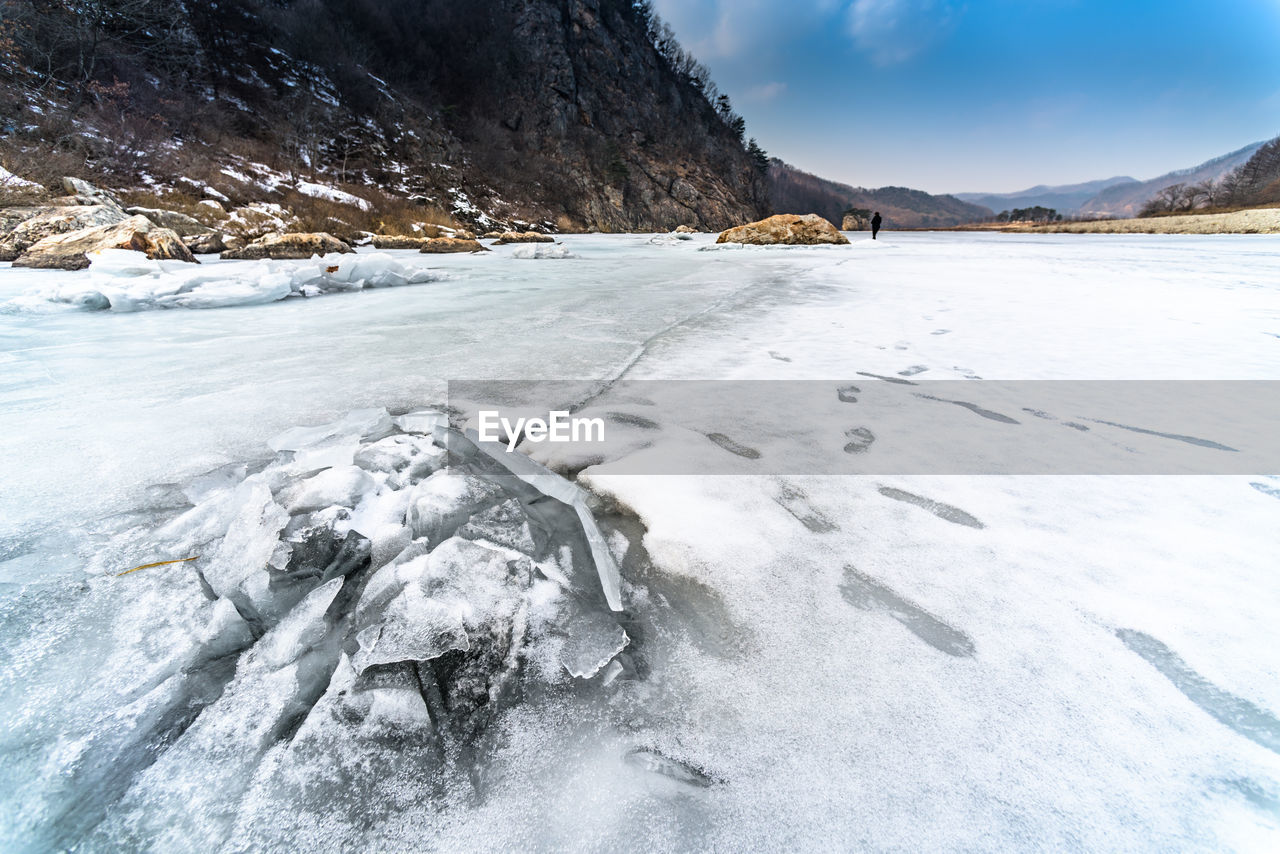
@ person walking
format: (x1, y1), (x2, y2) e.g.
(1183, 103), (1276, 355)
(871, 211), (882, 240)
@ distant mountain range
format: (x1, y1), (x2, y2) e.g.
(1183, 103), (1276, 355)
(954, 177), (1135, 217)
(957, 142), (1266, 218)
(769, 160), (991, 228)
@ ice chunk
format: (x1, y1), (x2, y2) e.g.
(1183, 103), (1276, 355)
(202, 480), (289, 598)
(393, 409), (448, 435)
(405, 471), (503, 544)
(460, 427), (623, 610)
(5, 250), (442, 313)
(351, 590), (469, 675)
(511, 244), (576, 259)
(458, 498), (539, 555)
(560, 610), (629, 678)
(256, 576), (343, 668)
(281, 465), (377, 514)
(353, 433), (445, 485)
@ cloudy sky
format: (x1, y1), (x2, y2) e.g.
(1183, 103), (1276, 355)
(651, 0), (1280, 193)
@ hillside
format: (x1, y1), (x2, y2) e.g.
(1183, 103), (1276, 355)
(955, 142), (1267, 219)
(955, 176), (1135, 217)
(1077, 143), (1264, 218)
(0, 0), (769, 232)
(769, 160), (991, 228)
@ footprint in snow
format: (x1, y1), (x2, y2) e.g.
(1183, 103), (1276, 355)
(705, 432), (760, 459)
(843, 427), (875, 454)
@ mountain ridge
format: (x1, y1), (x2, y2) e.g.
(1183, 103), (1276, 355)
(769, 160), (991, 229)
(957, 142), (1266, 218)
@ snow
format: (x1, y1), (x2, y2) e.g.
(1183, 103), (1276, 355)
(0, 165), (41, 189)
(294, 180), (372, 211)
(1, 250), (442, 312)
(1, 233), (1279, 850)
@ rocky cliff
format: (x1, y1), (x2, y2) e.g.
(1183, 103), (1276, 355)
(0, 0), (769, 232)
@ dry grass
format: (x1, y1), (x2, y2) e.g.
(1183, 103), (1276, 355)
(281, 187), (454, 239)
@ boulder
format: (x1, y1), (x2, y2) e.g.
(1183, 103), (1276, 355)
(126, 206), (216, 237)
(494, 231), (555, 244)
(451, 228), (476, 240)
(420, 237), (489, 253)
(58, 177), (125, 212)
(221, 232), (353, 260)
(674, 224), (697, 233)
(197, 199), (226, 216)
(13, 215), (196, 270)
(481, 231), (503, 239)
(0, 204), (130, 261)
(716, 213), (849, 245)
(842, 212), (869, 231)
(371, 235), (431, 250)
(183, 232), (232, 254)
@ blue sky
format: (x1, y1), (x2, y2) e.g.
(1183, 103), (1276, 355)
(651, 0), (1280, 193)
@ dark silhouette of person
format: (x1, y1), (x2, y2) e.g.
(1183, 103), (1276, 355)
(871, 211), (882, 240)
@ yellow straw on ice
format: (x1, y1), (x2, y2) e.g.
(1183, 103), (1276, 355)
(116, 556), (200, 577)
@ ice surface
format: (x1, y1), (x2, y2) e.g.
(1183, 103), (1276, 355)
(0, 249), (442, 312)
(3, 234), (1280, 851)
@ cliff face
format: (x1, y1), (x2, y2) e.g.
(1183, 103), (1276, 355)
(435, 0), (768, 231)
(0, 0), (769, 231)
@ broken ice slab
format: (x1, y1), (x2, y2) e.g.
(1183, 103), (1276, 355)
(353, 433), (446, 483)
(202, 481), (289, 599)
(393, 409), (448, 435)
(560, 610), (629, 678)
(352, 592), (469, 675)
(461, 427), (623, 611)
(281, 465), (377, 514)
(458, 498), (540, 555)
(256, 576), (344, 669)
(405, 471), (505, 546)
(268, 408), (394, 452)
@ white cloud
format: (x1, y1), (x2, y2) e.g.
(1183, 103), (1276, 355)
(745, 81), (788, 101)
(847, 0), (959, 66)
(652, 0), (841, 61)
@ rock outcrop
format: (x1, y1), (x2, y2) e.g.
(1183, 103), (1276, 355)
(842, 212), (869, 231)
(371, 235), (431, 250)
(674, 224), (697, 233)
(420, 237), (489, 253)
(126, 206), (216, 237)
(13, 215), (197, 269)
(716, 213), (850, 245)
(0, 204), (129, 261)
(183, 232), (236, 254)
(494, 231), (555, 244)
(222, 232), (353, 260)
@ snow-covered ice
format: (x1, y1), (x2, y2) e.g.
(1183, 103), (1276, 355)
(1, 232), (1279, 851)
(1, 249), (442, 312)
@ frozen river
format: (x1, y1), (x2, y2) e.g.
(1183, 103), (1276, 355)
(2, 233), (1279, 850)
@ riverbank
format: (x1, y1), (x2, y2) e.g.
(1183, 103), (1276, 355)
(947, 207), (1280, 235)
